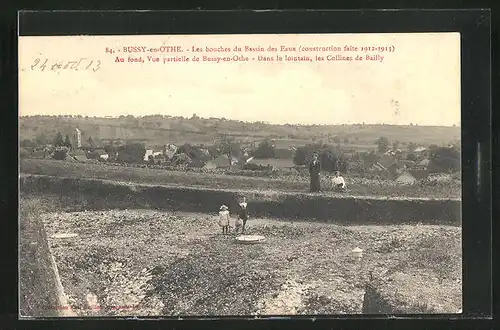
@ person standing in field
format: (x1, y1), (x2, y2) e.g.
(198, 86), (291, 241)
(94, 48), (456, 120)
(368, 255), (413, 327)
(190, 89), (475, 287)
(237, 197), (249, 234)
(218, 205), (230, 235)
(309, 152), (321, 192)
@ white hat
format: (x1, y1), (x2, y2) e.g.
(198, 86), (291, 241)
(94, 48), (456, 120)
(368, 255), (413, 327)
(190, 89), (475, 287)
(220, 205), (228, 210)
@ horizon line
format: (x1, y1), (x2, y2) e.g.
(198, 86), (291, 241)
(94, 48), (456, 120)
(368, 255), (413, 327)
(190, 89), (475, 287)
(19, 114), (461, 128)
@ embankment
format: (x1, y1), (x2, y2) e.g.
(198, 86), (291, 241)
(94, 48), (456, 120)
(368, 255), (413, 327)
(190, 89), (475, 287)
(19, 199), (75, 317)
(20, 174), (461, 226)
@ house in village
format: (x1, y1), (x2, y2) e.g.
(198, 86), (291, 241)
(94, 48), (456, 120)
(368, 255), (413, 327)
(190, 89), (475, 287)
(412, 146), (429, 159)
(144, 148), (167, 163)
(414, 158), (430, 170)
(144, 149), (154, 162)
(85, 148), (108, 160)
(203, 154), (238, 169)
(370, 154), (403, 180)
(395, 169), (430, 184)
(414, 146), (426, 153)
(68, 149), (89, 162)
(399, 159), (416, 170)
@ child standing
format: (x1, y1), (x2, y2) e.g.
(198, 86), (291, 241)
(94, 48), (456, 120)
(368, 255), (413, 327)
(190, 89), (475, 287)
(218, 205), (230, 235)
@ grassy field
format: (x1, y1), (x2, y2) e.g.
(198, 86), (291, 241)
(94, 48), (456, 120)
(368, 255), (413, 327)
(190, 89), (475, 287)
(20, 159), (461, 199)
(35, 205), (461, 316)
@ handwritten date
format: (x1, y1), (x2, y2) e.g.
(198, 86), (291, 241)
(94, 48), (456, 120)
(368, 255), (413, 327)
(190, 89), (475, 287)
(30, 58), (101, 72)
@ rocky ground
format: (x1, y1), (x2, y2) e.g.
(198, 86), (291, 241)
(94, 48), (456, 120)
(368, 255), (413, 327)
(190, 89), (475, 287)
(40, 209), (462, 316)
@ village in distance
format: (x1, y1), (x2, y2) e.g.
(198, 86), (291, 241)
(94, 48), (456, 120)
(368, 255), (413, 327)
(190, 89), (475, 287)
(19, 114), (461, 189)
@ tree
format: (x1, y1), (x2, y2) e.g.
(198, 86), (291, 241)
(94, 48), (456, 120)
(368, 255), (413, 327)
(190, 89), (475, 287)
(20, 139), (36, 148)
(366, 150), (380, 165)
(87, 136), (95, 149)
(375, 136), (390, 153)
(319, 147), (343, 172)
(216, 134), (241, 162)
(253, 139), (276, 159)
(35, 134), (48, 146)
(64, 134), (72, 148)
(428, 146), (460, 173)
(52, 149), (68, 160)
(428, 144), (439, 153)
(53, 132), (64, 147)
(407, 153), (418, 161)
(117, 143), (146, 163)
(293, 146), (308, 165)
(104, 144), (117, 160)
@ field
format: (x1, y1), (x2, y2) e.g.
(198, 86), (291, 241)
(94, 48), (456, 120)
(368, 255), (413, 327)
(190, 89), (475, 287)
(21, 159), (461, 199)
(19, 145), (462, 316)
(26, 196), (461, 316)
(20, 116), (460, 148)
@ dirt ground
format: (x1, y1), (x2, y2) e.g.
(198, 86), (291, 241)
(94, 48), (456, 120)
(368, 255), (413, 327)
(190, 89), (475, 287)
(40, 209), (462, 316)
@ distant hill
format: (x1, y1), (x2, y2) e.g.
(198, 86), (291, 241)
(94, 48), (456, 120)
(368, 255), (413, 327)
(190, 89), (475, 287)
(19, 115), (460, 151)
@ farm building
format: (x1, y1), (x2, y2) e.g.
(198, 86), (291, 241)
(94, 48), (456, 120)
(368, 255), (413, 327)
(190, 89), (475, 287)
(69, 149), (88, 162)
(413, 158), (430, 170)
(399, 159), (416, 169)
(414, 146), (426, 153)
(396, 169), (430, 184)
(144, 149), (153, 161)
(378, 154), (396, 168)
(371, 154), (400, 179)
(86, 148), (107, 160)
(395, 171), (417, 184)
(203, 154), (237, 169)
(144, 149), (164, 162)
(152, 153), (168, 164)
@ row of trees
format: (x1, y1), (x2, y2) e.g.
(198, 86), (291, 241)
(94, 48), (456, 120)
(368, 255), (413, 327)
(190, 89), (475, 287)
(292, 143), (349, 173)
(21, 132), (72, 149)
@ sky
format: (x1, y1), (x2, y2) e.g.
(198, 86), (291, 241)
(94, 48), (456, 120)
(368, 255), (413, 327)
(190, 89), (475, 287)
(19, 33), (460, 126)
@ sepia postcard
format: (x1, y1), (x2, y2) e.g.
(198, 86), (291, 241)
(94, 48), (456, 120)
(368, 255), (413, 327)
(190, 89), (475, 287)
(19, 32), (462, 318)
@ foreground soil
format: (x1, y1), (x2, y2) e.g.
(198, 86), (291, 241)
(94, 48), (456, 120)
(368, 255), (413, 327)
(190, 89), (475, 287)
(38, 208), (462, 316)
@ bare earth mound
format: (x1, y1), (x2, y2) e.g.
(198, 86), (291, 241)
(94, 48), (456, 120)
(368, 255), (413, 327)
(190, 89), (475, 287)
(38, 208), (462, 316)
